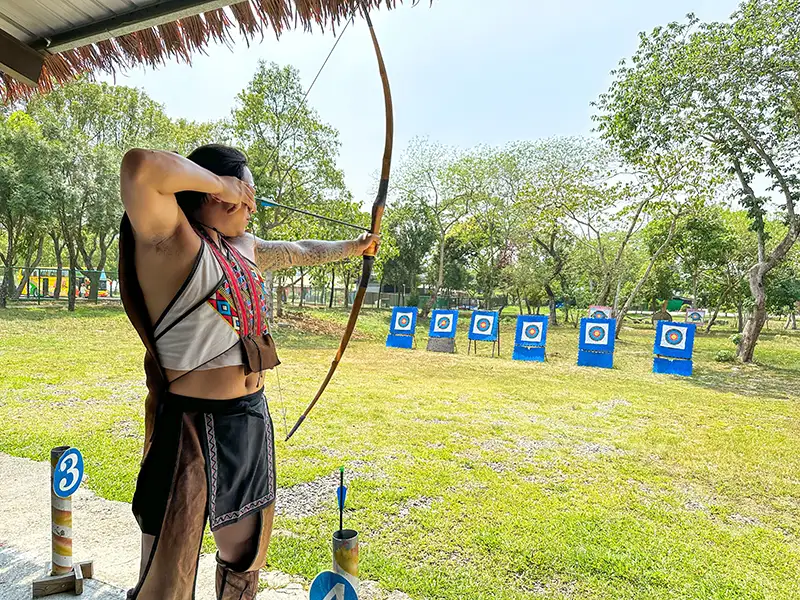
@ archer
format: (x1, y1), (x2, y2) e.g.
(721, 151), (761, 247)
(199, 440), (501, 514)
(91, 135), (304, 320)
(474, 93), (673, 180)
(118, 144), (378, 600)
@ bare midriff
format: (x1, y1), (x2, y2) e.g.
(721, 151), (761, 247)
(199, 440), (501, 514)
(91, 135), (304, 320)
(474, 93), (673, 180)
(165, 366), (264, 399)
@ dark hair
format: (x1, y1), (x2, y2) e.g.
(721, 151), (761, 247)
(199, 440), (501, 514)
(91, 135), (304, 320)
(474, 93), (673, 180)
(175, 144), (248, 216)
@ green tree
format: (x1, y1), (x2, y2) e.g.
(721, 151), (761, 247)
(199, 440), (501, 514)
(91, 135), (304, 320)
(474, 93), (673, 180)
(596, 0), (800, 360)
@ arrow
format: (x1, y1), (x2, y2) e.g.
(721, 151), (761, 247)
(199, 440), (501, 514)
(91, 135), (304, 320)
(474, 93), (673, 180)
(258, 198), (369, 233)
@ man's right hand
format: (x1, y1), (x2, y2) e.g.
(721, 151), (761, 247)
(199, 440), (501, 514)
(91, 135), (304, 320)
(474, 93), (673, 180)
(211, 177), (256, 214)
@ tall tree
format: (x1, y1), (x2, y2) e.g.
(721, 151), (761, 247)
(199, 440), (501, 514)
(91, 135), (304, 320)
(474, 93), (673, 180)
(596, 0), (800, 361)
(394, 138), (469, 314)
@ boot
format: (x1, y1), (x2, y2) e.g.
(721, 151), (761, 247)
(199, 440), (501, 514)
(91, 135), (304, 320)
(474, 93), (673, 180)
(215, 555), (259, 600)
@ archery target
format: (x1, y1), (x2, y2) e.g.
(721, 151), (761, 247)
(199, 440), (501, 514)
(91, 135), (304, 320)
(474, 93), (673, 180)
(686, 309), (705, 323)
(434, 315), (454, 333)
(520, 321), (543, 343)
(660, 325), (688, 350)
(472, 314), (495, 336)
(584, 322), (610, 345)
(394, 311), (414, 332)
(589, 305), (613, 319)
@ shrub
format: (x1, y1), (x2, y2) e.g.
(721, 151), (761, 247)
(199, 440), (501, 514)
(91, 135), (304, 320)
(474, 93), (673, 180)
(729, 333), (743, 347)
(715, 349), (736, 363)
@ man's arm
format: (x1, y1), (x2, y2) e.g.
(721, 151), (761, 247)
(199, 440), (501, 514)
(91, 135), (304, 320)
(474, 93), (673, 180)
(120, 149), (255, 245)
(249, 233), (378, 272)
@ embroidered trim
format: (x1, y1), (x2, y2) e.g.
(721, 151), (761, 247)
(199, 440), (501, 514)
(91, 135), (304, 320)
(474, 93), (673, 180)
(204, 413), (219, 521)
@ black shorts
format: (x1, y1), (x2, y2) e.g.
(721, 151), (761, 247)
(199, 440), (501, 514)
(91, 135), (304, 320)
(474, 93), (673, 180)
(133, 389), (276, 535)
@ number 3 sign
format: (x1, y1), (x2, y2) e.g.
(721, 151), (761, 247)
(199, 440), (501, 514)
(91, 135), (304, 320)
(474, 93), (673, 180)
(54, 448), (84, 498)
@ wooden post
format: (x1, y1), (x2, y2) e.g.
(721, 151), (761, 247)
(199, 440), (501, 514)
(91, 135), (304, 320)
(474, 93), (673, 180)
(32, 446), (94, 597)
(50, 446), (72, 576)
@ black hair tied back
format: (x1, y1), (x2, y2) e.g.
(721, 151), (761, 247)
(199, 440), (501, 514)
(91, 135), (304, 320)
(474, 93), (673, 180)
(175, 144), (248, 217)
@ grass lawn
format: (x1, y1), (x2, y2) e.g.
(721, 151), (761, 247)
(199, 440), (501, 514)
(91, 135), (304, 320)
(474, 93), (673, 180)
(1, 303), (799, 599)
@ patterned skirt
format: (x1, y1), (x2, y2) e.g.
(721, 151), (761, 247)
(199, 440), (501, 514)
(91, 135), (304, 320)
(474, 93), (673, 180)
(132, 388), (276, 535)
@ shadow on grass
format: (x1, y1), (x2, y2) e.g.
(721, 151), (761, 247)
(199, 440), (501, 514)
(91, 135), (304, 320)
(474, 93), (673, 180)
(688, 362), (799, 400)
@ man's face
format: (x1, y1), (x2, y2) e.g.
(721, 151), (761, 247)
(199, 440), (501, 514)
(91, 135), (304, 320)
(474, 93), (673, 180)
(199, 167), (255, 237)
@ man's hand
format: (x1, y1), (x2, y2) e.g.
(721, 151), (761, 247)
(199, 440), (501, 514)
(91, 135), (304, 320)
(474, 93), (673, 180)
(210, 177), (256, 214)
(354, 233), (381, 256)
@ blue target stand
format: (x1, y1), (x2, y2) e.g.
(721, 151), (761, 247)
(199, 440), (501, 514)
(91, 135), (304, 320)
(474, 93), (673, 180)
(468, 310), (500, 357)
(512, 315), (548, 362)
(653, 321), (696, 376)
(577, 318), (616, 369)
(386, 306), (418, 349)
(309, 571), (358, 600)
(426, 309), (459, 353)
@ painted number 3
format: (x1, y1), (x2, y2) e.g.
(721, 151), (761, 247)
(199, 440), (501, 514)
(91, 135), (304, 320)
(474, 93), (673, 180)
(59, 454), (80, 493)
(54, 448), (84, 498)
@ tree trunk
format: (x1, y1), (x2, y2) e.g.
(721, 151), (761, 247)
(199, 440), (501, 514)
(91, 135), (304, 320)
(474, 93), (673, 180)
(616, 212), (679, 337)
(784, 312), (796, 330)
(517, 292), (524, 316)
(86, 271), (102, 304)
(14, 236), (45, 300)
(67, 260), (77, 312)
(706, 299), (723, 333)
(276, 284), (284, 318)
(738, 267), (769, 362)
(343, 273), (351, 308)
(0, 230), (15, 308)
(544, 283), (557, 326)
(735, 301), (743, 332)
(328, 267), (335, 308)
(52, 232), (64, 300)
(299, 268), (305, 308)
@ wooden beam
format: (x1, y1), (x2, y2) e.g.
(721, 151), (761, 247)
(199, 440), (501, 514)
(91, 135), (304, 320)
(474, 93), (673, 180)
(32, 0), (235, 54)
(0, 27), (43, 86)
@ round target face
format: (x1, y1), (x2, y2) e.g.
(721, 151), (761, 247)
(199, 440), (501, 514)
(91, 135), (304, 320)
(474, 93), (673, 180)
(591, 310), (606, 319)
(398, 315), (410, 327)
(688, 311), (701, 322)
(438, 317), (451, 329)
(589, 326), (606, 341)
(666, 328), (684, 345)
(476, 318), (491, 331)
(660, 325), (688, 350)
(521, 321), (543, 343)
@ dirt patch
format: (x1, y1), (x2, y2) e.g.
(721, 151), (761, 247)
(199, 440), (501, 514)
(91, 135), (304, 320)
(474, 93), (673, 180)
(572, 441), (625, 457)
(277, 312), (368, 340)
(593, 398), (632, 417)
(277, 463), (378, 519)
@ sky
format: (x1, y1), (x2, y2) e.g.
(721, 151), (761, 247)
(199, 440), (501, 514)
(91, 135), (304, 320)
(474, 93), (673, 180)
(102, 0), (742, 205)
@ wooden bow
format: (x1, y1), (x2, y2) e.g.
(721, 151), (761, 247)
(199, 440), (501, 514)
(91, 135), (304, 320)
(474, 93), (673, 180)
(285, 9), (394, 441)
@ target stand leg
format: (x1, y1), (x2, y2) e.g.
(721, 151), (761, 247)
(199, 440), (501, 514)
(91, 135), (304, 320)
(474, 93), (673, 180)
(33, 562), (94, 597)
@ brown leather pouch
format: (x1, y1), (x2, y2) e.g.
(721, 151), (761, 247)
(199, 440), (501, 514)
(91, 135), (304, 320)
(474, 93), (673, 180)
(242, 333), (281, 374)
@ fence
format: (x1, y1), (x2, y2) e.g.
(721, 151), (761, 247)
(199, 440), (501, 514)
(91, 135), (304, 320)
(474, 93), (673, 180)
(279, 284), (508, 311)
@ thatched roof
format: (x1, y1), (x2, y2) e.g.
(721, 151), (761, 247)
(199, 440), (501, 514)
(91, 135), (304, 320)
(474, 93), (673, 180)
(0, 0), (411, 104)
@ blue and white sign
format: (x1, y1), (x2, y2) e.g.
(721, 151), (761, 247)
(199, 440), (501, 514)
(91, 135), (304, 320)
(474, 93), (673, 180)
(53, 448), (84, 498)
(309, 571), (358, 600)
(468, 310), (499, 342)
(654, 321), (695, 360)
(588, 305), (613, 319)
(578, 318), (616, 369)
(512, 315), (548, 362)
(389, 306), (417, 335)
(429, 310), (458, 338)
(685, 308), (706, 324)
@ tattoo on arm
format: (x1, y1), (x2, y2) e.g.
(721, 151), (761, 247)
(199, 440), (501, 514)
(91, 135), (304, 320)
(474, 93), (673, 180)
(254, 237), (358, 271)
